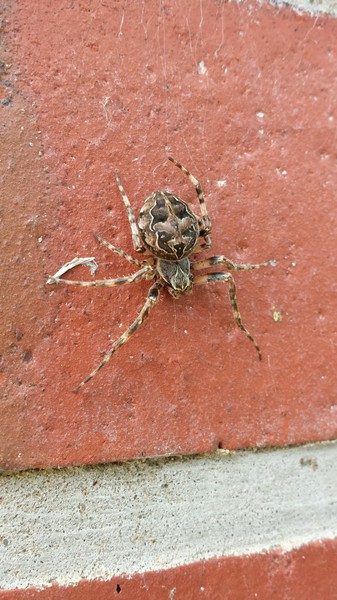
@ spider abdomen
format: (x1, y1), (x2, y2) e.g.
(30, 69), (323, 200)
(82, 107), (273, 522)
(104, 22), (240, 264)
(138, 191), (199, 260)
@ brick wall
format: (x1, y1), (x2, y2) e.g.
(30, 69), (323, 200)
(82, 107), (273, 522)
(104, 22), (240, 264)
(1, 0), (337, 597)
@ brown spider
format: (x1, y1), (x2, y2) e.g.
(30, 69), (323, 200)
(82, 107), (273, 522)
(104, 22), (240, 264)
(47, 157), (275, 392)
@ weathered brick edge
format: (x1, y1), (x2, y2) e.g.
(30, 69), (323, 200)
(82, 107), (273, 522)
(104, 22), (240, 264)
(1, 539), (337, 599)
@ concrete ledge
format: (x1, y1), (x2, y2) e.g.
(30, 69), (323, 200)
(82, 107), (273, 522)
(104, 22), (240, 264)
(1, 442), (337, 590)
(269, 0), (337, 16)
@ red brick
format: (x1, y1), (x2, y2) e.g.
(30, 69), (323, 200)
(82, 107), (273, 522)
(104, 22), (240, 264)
(1, 1), (336, 469)
(1, 540), (337, 599)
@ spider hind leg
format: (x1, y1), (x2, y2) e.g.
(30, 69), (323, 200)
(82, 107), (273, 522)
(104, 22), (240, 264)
(193, 271), (262, 360)
(72, 281), (163, 392)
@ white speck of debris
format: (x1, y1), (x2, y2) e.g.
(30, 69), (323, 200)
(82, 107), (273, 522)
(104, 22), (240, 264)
(328, 115), (334, 122)
(38, 237), (43, 243)
(292, 262), (296, 267)
(282, 169), (287, 175)
(256, 111), (264, 121)
(216, 179), (227, 188)
(184, 330), (188, 334)
(29, 142), (34, 147)
(198, 61), (208, 76)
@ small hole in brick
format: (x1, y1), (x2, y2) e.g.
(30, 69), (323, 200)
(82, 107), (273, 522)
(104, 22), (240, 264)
(116, 583), (121, 593)
(22, 350), (33, 363)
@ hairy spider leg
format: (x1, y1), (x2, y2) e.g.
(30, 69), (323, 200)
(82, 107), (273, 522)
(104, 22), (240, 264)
(73, 281), (163, 392)
(189, 242), (212, 255)
(94, 233), (151, 267)
(115, 171), (146, 253)
(167, 156), (212, 245)
(192, 256), (276, 272)
(193, 271), (262, 360)
(49, 265), (153, 287)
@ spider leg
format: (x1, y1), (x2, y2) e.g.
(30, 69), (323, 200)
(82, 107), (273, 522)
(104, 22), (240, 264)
(167, 156), (212, 244)
(48, 265), (154, 287)
(73, 281), (163, 392)
(94, 233), (152, 267)
(193, 271), (262, 360)
(189, 242), (213, 256)
(115, 171), (146, 253)
(192, 256), (276, 272)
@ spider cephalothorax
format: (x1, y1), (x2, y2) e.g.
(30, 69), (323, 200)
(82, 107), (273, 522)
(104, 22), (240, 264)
(48, 156), (275, 392)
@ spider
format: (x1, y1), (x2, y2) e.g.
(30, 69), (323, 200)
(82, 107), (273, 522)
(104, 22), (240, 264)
(47, 157), (275, 392)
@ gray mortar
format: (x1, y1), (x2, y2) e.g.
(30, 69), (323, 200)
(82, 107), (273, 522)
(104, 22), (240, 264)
(268, 0), (337, 16)
(0, 442), (337, 590)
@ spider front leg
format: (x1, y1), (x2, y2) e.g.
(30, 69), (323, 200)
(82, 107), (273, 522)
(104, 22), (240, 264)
(192, 256), (276, 272)
(47, 265), (153, 287)
(95, 233), (148, 267)
(115, 171), (146, 253)
(193, 271), (262, 360)
(168, 156), (212, 246)
(73, 281), (163, 392)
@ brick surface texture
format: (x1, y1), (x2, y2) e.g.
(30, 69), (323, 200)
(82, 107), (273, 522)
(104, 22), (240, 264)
(1, 0), (336, 597)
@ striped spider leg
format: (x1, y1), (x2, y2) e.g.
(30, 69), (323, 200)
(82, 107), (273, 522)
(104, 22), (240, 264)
(72, 280), (162, 392)
(49, 265), (154, 288)
(191, 256), (276, 359)
(192, 255), (276, 273)
(48, 254), (157, 392)
(94, 233), (146, 267)
(47, 233), (157, 391)
(115, 171), (146, 253)
(68, 235), (157, 392)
